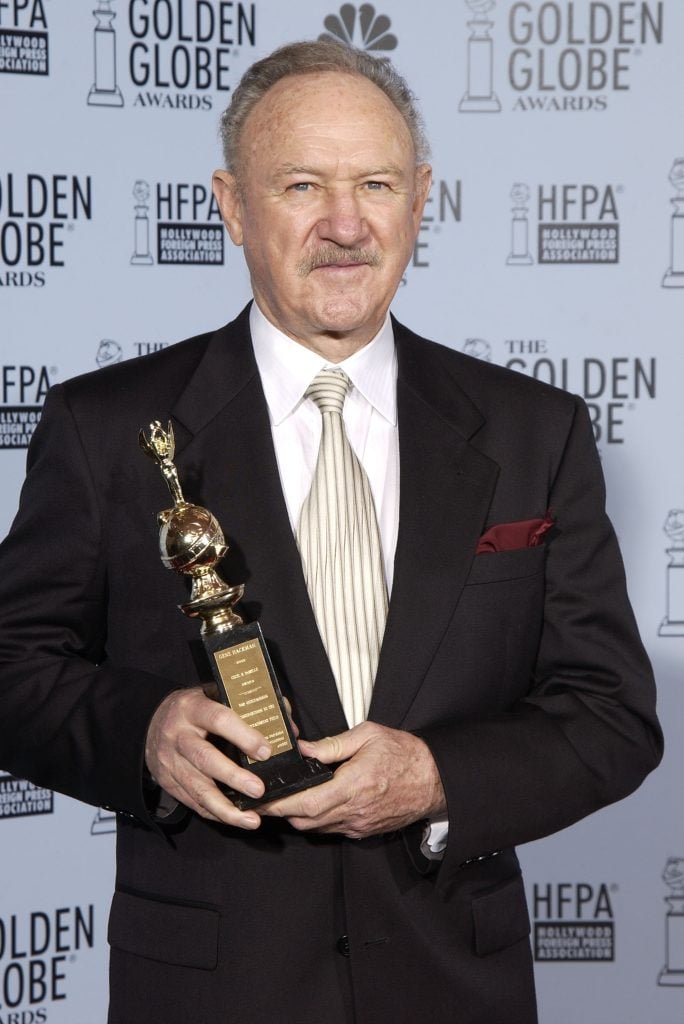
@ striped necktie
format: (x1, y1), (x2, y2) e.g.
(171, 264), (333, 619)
(297, 368), (388, 727)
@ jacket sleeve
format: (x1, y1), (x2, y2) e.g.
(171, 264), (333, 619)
(417, 396), (663, 886)
(0, 384), (178, 824)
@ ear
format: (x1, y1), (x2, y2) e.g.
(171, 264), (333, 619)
(212, 170), (244, 246)
(412, 164), (433, 227)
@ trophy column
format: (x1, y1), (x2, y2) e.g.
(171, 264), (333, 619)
(658, 510), (684, 636)
(662, 160), (684, 288)
(131, 182), (154, 266)
(87, 0), (124, 108)
(459, 0), (501, 113)
(658, 860), (684, 986)
(139, 421), (333, 810)
(507, 184), (534, 266)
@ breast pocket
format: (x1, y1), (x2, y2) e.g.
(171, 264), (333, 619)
(465, 545), (547, 587)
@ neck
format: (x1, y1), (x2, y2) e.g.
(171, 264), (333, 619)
(252, 301), (385, 363)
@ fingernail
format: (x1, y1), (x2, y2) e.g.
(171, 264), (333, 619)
(256, 744), (271, 761)
(246, 779), (264, 797)
(243, 813), (260, 828)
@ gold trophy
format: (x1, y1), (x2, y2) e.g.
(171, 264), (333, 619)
(139, 420), (332, 809)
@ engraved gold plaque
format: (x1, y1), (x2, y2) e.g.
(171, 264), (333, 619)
(214, 640), (293, 761)
(140, 420), (332, 809)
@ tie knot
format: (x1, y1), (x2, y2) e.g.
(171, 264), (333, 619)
(305, 368), (351, 415)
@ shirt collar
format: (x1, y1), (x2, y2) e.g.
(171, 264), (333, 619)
(250, 301), (397, 427)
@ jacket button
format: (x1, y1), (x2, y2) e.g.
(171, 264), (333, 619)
(336, 935), (350, 957)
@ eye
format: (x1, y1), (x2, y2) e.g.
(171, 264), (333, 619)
(289, 182), (313, 192)
(364, 181), (389, 191)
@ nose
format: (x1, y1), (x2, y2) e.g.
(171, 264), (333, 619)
(316, 189), (370, 247)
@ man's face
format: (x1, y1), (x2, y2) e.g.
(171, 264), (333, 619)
(213, 71), (431, 358)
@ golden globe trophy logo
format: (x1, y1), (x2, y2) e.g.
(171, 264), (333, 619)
(129, 180), (224, 266)
(459, 0), (501, 112)
(87, 0), (258, 111)
(95, 339), (123, 368)
(658, 511), (684, 637)
(662, 159), (684, 288)
(91, 807), (117, 834)
(94, 336), (169, 365)
(0, 363), (55, 450)
(0, 0), (48, 76)
(0, 173), (94, 288)
(532, 882), (616, 962)
(506, 182), (621, 265)
(658, 858), (684, 986)
(0, 773), (53, 819)
(87, 0), (124, 107)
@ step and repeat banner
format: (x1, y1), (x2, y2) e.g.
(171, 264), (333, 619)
(1, 2), (682, 1021)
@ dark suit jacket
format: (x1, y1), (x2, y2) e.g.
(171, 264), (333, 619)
(0, 306), (662, 1024)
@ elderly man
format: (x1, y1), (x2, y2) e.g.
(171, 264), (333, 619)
(0, 40), (661, 1024)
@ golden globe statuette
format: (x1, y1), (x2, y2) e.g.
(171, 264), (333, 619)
(139, 421), (332, 809)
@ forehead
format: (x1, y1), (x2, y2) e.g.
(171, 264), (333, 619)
(240, 70), (414, 167)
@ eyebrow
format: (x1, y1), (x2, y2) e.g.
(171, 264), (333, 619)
(274, 163), (406, 179)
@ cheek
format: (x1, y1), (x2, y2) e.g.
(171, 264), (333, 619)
(376, 207), (418, 245)
(245, 238), (304, 301)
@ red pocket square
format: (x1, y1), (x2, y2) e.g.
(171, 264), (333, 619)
(476, 514), (554, 554)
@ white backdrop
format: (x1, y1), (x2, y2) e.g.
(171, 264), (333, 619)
(1, 2), (683, 1021)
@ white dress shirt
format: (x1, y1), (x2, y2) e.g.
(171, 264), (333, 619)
(250, 302), (447, 858)
(250, 301), (399, 590)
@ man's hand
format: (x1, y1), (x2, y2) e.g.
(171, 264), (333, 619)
(145, 684), (273, 829)
(262, 722), (446, 838)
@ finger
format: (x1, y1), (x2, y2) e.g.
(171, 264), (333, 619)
(189, 694), (273, 762)
(166, 762), (263, 829)
(286, 817), (365, 839)
(158, 733), (266, 828)
(261, 769), (349, 824)
(176, 731), (266, 800)
(282, 696), (300, 739)
(146, 688), (270, 826)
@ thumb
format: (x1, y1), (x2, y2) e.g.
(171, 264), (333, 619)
(299, 729), (361, 765)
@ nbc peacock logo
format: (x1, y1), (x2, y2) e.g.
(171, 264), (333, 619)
(320, 4), (397, 51)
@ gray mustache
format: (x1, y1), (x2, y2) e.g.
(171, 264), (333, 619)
(298, 247), (382, 275)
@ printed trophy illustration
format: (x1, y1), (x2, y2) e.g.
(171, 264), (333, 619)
(658, 858), (684, 986)
(139, 421), (333, 809)
(662, 159), (684, 288)
(130, 181), (154, 266)
(96, 338), (123, 368)
(463, 338), (492, 361)
(658, 509), (684, 636)
(459, 0), (501, 113)
(91, 807), (117, 835)
(506, 183), (534, 265)
(87, 0), (124, 108)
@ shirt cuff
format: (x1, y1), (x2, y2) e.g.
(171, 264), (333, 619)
(420, 816), (449, 860)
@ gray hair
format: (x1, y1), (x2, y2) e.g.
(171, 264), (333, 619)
(219, 39), (430, 178)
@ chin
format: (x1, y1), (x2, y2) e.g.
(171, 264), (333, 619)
(314, 301), (375, 335)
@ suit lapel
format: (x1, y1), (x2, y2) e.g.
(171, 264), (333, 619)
(369, 323), (500, 727)
(165, 309), (500, 736)
(169, 307), (348, 737)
